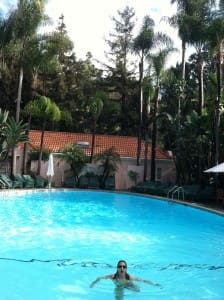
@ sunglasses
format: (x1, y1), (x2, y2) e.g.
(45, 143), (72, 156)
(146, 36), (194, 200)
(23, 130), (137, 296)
(118, 265), (127, 269)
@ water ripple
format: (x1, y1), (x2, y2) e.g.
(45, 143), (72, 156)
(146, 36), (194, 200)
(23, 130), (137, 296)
(0, 257), (223, 271)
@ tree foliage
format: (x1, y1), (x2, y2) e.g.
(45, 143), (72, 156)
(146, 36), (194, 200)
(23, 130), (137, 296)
(93, 147), (121, 188)
(0, 108), (28, 164)
(0, 1), (224, 185)
(24, 96), (61, 174)
(60, 144), (87, 185)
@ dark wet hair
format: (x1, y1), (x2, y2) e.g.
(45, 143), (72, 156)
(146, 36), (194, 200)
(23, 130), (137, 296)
(117, 260), (127, 268)
(113, 260), (130, 280)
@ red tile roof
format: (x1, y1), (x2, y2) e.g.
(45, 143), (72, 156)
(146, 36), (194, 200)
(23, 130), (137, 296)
(28, 130), (172, 160)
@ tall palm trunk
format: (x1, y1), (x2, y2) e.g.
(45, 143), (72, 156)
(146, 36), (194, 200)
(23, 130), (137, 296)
(150, 83), (159, 182)
(16, 66), (23, 122)
(198, 54), (205, 184)
(12, 66), (24, 174)
(143, 94), (151, 182)
(22, 72), (37, 174)
(31, 70), (38, 99)
(176, 39), (186, 184)
(143, 132), (149, 181)
(37, 120), (46, 175)
(22, 114), (31, 174)
(198, 57), (205, 114)
(90, 120), (96, 163)
(137, 58), (144, 166)
(181, 40), (186, 82)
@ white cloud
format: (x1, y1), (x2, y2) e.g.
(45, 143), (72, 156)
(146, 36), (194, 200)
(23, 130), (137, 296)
(0, 0), (185, 67)
(45, 0), (183, 67)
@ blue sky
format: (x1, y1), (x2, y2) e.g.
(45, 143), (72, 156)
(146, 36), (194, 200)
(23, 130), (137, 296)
(0, 0), (15, 16)
(0, 0), (182, 66)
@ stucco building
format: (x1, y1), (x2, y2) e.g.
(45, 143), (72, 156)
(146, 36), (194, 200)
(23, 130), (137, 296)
(12, 130), (176, 189)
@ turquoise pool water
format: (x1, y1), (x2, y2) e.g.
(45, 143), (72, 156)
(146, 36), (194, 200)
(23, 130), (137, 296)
(0, 190), (223, 299)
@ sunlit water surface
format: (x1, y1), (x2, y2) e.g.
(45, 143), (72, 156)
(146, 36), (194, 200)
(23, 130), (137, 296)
(0, 190), (224, 299)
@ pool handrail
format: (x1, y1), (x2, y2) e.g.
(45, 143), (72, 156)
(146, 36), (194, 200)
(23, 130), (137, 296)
(167, 185), (185, 201)
(167, 185), (178, 198)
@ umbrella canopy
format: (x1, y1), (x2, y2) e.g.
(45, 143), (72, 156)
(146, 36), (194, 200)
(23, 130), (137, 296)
(47, 154), (54, 177)
(204, 162), (224, 173)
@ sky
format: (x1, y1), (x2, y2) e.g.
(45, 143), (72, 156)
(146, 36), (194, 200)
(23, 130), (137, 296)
(0, 0), (184, 67)
(44, 0), (182, 66)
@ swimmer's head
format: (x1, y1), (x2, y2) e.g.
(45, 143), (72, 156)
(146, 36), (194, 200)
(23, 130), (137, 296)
(117, 260), (127, 272)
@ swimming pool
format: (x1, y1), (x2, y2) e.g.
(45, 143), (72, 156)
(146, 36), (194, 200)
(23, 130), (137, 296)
(0, 190), (223, 299)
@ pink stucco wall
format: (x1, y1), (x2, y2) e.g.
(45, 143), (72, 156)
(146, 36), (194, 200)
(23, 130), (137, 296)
(16, 147), (175, 189)
(115, 158), (176, 190)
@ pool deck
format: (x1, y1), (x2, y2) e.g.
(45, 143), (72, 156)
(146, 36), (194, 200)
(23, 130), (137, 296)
(127, 190), (224, 216)
(0, 188), (224, 216)
(167, 198), (224, 216)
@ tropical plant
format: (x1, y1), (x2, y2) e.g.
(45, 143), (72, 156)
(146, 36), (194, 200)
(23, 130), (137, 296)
(9, 0), (48, 122)
(60, 143), (87, 186)
(24, 96), (61, 174)
(128, 170), (139, 185)
(0, 109), (28, 173)
(3, 117), (28, 153)
(93, 147), (121, 188)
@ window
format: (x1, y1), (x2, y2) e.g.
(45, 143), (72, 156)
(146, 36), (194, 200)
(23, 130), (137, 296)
(76, 141), (89, 148)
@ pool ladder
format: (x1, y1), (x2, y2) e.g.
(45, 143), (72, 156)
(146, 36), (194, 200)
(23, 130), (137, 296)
(0, 178), (7, 189)
(0, 178), (10, 199)
(167, 185), (185, 201)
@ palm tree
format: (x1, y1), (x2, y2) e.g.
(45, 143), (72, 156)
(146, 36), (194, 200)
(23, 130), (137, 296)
(25, 28), (73, 99)
(180, 3), (214, 182)
(167, 0), (216, 183)
(93, 147), (121, 188)
(178, 1), (215, 114)
(25, 34), (59, 100)
(0, 15), (14, 77)
(4, 117), (28, 175)
(149, 49), (175, 181)
(133, 16), (174, 167)
(0, 109), (28, 174)
(0, 109), (9, 162)
(169, 0), (215, 115)
(60, 144), (87, 186)
(133, 15), (155, 166)
(24, 96), (61, 174)
(89, 91), (104, 163)
(208, 0), (224, 165)
(10, 0), (47, 122)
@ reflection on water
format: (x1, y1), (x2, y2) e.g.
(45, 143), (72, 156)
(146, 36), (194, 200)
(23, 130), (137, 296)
(114, 286), (124, 300)
(0, 190), (223, 299)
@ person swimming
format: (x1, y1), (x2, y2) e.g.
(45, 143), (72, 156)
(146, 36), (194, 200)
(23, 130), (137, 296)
(89, 259), (161, 289)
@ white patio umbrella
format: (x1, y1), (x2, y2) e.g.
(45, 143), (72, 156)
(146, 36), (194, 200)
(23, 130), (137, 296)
(204, 162), (224, 173)
(47, 153), (54, 187)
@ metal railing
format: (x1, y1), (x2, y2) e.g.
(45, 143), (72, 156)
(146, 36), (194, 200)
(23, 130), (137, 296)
(167, 185), (178, 198)
(167, 185), (185, 201)
(0, 178), (7, 189)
